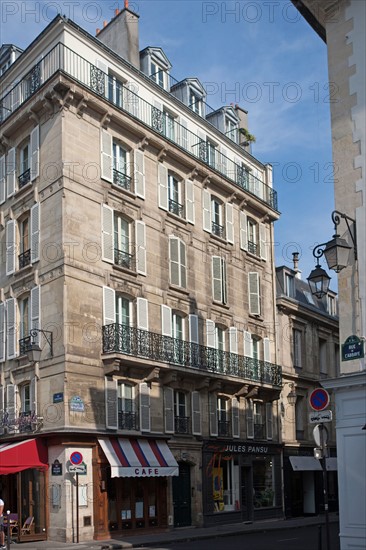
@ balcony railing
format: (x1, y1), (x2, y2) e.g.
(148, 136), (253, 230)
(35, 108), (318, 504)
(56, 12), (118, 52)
(102, 323), (282, 387)
(18, 168), (31, 188)
(175, 415), (190, 434)
(114, 248), (134, 270)
(248, 241), (258, 256)
(1, 410), (43, 433)
(218, 419), (231, 437)
(212, 221), (224, 238)
(0, 43), (278, 211)
(169, 198), (184, 217)
(113, 168), (132, 191)
(18, 249), (31, 269)
(254, 423), (266, 439)
(118, 410), (138, 430)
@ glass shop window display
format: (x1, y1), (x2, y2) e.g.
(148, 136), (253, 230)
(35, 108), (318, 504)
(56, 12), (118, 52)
(212, 455), (240, 512)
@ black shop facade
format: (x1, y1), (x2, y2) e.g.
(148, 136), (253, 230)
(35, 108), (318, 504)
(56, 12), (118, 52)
(202, 439), (283, 526)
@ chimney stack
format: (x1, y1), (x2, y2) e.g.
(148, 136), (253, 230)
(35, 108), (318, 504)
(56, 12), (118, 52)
(292, 252), (302, 279)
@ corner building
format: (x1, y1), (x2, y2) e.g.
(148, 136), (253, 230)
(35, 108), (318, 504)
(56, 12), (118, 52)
(0, 7), (282, 542)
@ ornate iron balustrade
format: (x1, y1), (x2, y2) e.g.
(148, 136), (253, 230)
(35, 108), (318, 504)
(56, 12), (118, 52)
(102, 324), (282, 387)
(18, 249), (31, 269)
(113, 168), (132, 191)
(218, 419), (231, 437)
(18, 168), (31, 188)
(118, 410), (138, 430)
(212, 221), (224, 238)
(169, 199), (184, 217)
(0, 43), (278, 211)
(254, 423), (266, 439)
(175, 416), (190, 434)
(248, 241), (258, 256)
(114, 248), (134, 270)
(1, 410), (43, 433)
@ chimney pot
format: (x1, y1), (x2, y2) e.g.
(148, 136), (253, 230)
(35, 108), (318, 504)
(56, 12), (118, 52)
(115, 8), (119, 16)
(96, 28), (100, 35)
(103, 20), (107, 27)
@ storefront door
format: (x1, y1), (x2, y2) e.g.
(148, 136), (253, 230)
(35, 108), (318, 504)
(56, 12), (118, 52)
(172, 462), (191, 527)
(240, 467), (252, 522)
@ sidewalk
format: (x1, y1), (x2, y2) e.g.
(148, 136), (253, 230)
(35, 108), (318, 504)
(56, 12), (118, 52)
(9, 513), (339, 550)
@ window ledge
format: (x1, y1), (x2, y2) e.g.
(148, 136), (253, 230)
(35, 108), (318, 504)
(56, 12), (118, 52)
(168, 284), (190, 296)
(14, 264), (34, 276)
(209, 233), (227, 245)
(15, 181), (33, 198)
(112, 264), (138, 277)
(167, 210), (188, 225)
(212, 301), (230, 310)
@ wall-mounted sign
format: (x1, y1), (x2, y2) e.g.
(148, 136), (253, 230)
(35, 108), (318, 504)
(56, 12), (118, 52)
(309, 410), (332, 423)
(53, 392), (64, 403)
(70, 452), (83, 465)
(309, 388), (330, 411)
(68, 463), (87, 475)
(342, 335), (364, 361)
(69, 395), (85, 412)
(51, 459), (63, 476)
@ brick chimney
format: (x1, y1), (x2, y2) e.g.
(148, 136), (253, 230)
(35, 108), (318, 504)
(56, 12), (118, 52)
(95, 4), (140, 69)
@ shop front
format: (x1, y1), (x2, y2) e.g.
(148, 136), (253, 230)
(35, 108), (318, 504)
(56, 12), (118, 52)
(202, 440), (283, 526)
(283, 446), (338, 518)
(0, 438), (48, 542)
(96, 437), (178, 535)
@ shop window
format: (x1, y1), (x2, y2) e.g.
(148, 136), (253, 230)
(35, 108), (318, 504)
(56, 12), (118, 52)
(212, 454), (240, 513)
(253, 457), (275, 508)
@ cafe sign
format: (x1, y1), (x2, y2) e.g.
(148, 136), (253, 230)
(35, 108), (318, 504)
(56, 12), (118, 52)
(341, 335), (364, 361)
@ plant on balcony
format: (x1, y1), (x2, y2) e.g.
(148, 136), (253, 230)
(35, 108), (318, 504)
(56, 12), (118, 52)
(239, 127), (256, 146)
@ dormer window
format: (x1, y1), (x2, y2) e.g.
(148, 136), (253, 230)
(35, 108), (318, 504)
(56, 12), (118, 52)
(189, 90), (202, 115)
(151, 62), (164, 87)
(225, 117), (238, 142)
(285, 273), (295, 298)
(140, 47), (172, 91)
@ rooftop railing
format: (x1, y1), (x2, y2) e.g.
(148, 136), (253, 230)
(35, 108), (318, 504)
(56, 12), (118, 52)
(0, 43), (278, 211)
(102, 323), (282, 387)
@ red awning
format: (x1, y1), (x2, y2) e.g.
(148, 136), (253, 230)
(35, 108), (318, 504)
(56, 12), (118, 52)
(0, 439), (48, 474)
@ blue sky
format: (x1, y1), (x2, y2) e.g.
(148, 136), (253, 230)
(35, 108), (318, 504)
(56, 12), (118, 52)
(0, 0), (336, 289)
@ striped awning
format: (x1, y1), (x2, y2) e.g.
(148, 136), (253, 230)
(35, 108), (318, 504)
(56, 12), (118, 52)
(99, 438), (179, 477)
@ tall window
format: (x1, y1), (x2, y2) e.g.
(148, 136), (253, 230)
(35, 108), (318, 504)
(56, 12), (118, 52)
(113, 142), (130, 190)
(21, 383), (31, 414)
(225, 117), (237, 142)
(18, 141), (30, 187)
(217, 397), (229, 436)
(189, 90), (201, 114)
(207, 140), (216, 168)
(253, 457), (275, 508)
(118, 383), (136, 430)
(247, 219), (257, 255)
(285, 274), (295, 298)
(19, 296), (29, 340)
(174, 391), (188, 434)
(164, 111), (175, 141)
(114, 214), (132, 269)
(19, 215), (30, 268)
(108, 73), (123, 107)
(327, 295), (337, 316)
(116, 296), (131, 353)
(169, 237), (187, 288)
(172, 312), (184, 364)
(212, 257), (227, 304)
(168, 174), (183, 217)
(253, 402), (265, 439)
(211, 198), (224, 238)
(293, 329), (302, 368)
(151, 62), (165, 87)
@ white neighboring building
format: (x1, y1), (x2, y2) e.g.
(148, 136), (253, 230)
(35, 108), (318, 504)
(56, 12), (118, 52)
(292, 2), (366, 549)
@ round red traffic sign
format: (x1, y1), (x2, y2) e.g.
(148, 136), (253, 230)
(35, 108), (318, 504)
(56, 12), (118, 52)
(309, 388), (330, 411)
(70, 451), (83, 465)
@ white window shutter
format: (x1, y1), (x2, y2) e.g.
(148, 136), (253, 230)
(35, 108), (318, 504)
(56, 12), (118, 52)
(6, 298), (17, 359)
(180, 118), (188, 150)
(206, 319), (216, 348)
(180, 240), (187, 289)
(244, 331), (253, 358)
(30, 202), (40, 263)
(263, 337), (271, 363)
(229, 327), (238, 355)
(135, 220), (146, 275)
(101, 204), (114, 263)
(30, 376), (37, 414)
(246, 400), (254, 439)
(169, 237), (180, 286)
(139, 382), (151, 432)
(0, 304), (5, 362)
(232, 398), (240, 438)
(221, 146), (228, 175)
(30, 286), (41, 344)
(134, 149), (145, 199)
(0, 155), (5, 204)
(6, 384), (17, 426)
(137, 298), (149, 330)
(202, 189), (211, 232)
(103, 287), (115, 325)
(6, 147), (16, 198)
(164, 387), (174, 433)
(158, 163), (168, 210)
(259, 223), (267, 260)
(226, 203), (234, 244)
(192, 391), (201, 435)
(248, 272), (260, 315)
(161, 305), (172, 337)
(212, 256), (222, 302)
(101, 129), (113, 182)
(6, 219), (16, 275)
(185, 179), (195, 224)
(189, 314), (199, 344)
(266, 402), (273, 440)
(240, 211), (248, 251)
(105, 378), (118, 429)
(209, 393), (218, 436)
(30, 125), (40, 181)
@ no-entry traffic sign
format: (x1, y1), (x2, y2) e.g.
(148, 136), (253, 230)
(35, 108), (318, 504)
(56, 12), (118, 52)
(309, 388), (330, 411)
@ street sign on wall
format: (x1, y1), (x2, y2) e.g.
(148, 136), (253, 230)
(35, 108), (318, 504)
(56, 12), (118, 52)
(342, 335), (364, 361)
(309, 410), (332, 423)
(309, 388), (330, 411)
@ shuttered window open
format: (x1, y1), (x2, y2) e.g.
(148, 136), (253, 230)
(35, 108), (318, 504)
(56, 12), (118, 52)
(248, 272), (260, 315)
(232, 398), (240, 438)
(246, 400), (254, 439)
(164, 387), (174, 434)
(209, 393), (218, 436)
(135, 220), (146, 275)
(30, 125), (39, 181)
(139, 382), (151, 432)
(191, 391), (201, 435)
(30, 202), (40, 264)
(134, 149), (145, 198)
(105, 378), (118, 429)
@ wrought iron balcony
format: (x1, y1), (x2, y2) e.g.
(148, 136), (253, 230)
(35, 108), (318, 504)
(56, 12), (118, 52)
(118, 411), (138, 430)
(114, 248), (134, 270)
(19, 249), (31, 269)
(18, 168), (31, 188)
(212, 221), (224, 238)
(1, 410), (43, 433)
(169, 199), (184, 217)
(218, 419), (231, 437)
(248, 241), (258, 255)
(254, 423), (266, 439)
(113, 168), (132, 191)
(102, 323), (282, 387)
(175, 415), (190, 434)
(0, 42), (278, 212)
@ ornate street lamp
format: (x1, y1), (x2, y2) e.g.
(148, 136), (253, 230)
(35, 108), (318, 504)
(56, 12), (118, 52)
(26, 328), (53, 363)
(307, 258), (331, 299)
